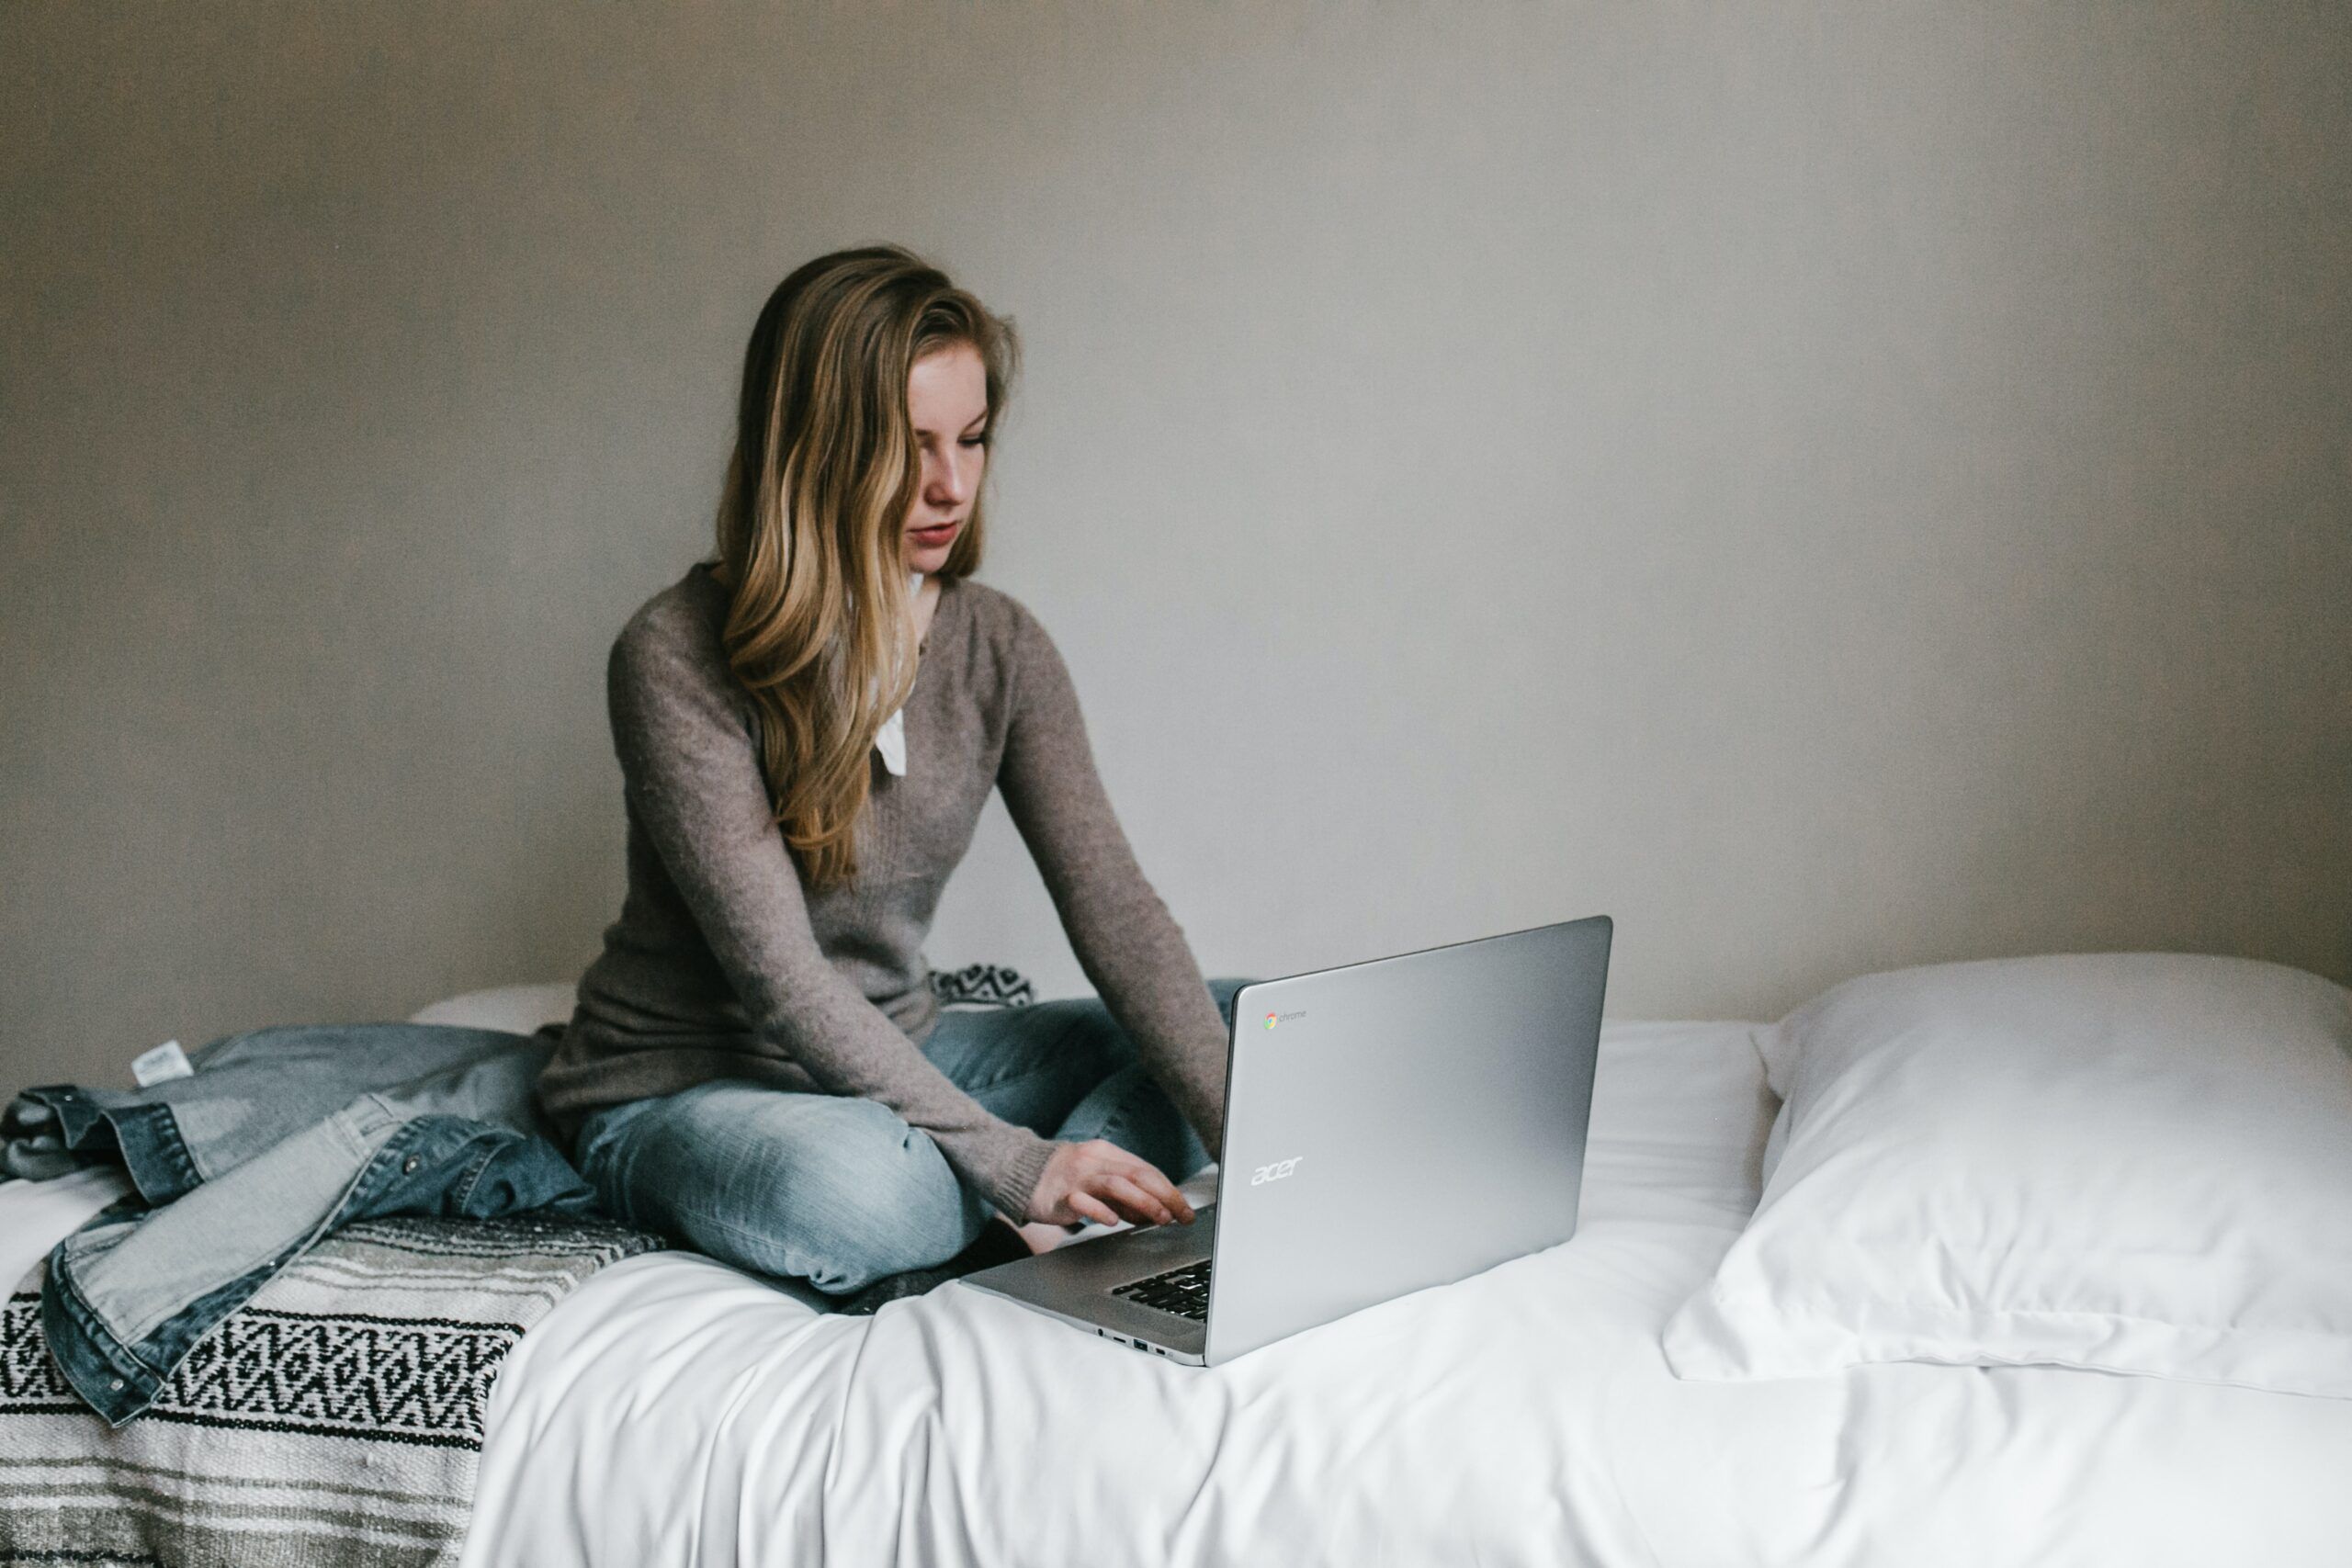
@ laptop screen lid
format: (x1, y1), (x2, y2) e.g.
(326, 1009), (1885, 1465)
(1202, 915), (1611, 1364)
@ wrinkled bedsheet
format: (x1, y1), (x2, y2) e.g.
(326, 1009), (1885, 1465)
(461, 1021), (2352, 1565)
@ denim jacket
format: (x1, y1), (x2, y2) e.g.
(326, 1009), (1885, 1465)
(4, 1022), (593, 1427)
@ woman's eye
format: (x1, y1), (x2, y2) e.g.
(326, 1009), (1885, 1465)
(958, 435), (987, 448)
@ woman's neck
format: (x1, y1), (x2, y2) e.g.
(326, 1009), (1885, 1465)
(911, 572), (942, 651)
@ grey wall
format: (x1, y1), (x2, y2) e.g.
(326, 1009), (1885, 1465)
(5, 3), (2347, 1092)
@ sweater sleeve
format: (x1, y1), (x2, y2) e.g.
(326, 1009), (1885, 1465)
(995, 605), (1230, 1161)
(607, 617), (1057, 1218)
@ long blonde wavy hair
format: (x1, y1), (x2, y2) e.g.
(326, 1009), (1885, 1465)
(708, 245), (1019, 892)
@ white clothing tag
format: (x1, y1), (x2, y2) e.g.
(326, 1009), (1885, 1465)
(131, 1039), (194, 1087)
(874, 570), (922, 777)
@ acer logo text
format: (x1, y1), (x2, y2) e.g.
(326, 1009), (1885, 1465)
(1250, 1156), (1305, 1186)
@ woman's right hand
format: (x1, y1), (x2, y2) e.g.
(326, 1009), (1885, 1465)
(1027, 1139), (1196, 1231)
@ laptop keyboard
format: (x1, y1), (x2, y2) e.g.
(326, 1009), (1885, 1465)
(1112, 1259), (1213, 1321)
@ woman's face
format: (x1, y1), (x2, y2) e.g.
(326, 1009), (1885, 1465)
(903, 342), (989, 574)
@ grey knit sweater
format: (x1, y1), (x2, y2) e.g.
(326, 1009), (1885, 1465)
(535, 562), (1229, 1218)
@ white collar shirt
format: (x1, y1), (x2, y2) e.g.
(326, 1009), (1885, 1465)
(874, 570), (922, 776)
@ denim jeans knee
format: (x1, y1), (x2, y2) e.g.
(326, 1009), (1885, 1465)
(575, 1082), (988, 1295)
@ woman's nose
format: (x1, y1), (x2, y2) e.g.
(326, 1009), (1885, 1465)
(927, 452), (972, 505)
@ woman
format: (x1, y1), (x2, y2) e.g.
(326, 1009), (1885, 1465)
(535, 244), (1248, 1311)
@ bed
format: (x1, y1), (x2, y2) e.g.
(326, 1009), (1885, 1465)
(8, 993), (2350, 1565)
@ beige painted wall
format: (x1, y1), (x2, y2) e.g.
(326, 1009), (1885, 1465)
(5, 3), (2346, 1092)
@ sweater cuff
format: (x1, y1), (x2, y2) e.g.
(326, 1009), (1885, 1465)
(979, 1130), (1058, 1222)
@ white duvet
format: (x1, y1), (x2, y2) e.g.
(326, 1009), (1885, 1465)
(12, 1022), (2351, 1564)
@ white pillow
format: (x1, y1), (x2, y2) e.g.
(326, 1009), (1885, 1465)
(1663, 953), (2352, 1398)
(407, 981), (577, 1034)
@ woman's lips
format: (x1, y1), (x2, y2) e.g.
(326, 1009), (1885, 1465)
(910, 520), (960, 543)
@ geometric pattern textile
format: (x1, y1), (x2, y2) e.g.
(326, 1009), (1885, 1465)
(0, 1212), (662, 1568)
(928, 962), (1036, 1010)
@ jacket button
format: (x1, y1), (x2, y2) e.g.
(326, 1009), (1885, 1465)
(110, 1379), (125, 1391)
(402, 1156), (421, 1174)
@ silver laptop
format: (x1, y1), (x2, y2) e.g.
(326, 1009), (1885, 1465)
(961, 915), (1612, 1365)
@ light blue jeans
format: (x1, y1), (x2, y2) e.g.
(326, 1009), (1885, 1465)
(572, 977), (1256, 1295)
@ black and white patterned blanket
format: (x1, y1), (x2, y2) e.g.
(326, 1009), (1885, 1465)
(931, 962), (1036, 1009)
(0, 1212), (662, 1568)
